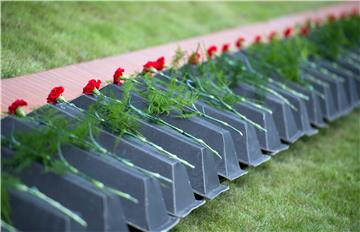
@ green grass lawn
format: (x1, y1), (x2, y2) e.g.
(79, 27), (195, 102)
(174, 109), (360, 231)
(1, 1), (334, 78)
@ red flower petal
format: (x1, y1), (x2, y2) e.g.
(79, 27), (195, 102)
(253, 35), (262, 44)
(83, 79), (101, 95)
(113, 67), (125, 85)
(222, 43), (230, 53)
(328, 14), (336, 22)
(314, 17), (322, 26)
(300, 26), (309, 37)
(143, 61), (156, 72)
(8, 99), (28, 114)
(235, 37), (245, 49)
(188, 52), (201, 65)
(155, 56), (165, 71)
(283, 27), (292, 38)
(142, 57), (165, 73)
(207, 45), (217, 59)
(351, 8), (358, 17)
(268, 31), (277, 42)
(47, 86), (64, 103)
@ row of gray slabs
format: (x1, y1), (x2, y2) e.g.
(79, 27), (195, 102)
(1, 115), (180, 232)
(193, 101), (271, 166)
(231, 83), (305, 144)
(268, 75), (319, 136)
(155, 70), (288, 155)
(231, 52), (312, 143)
(71, 89), (229, 200)
(149, 81), (271, 166)
(338, 52), (360, 76)
(45, 103), (196, 229)
(286, 81), (327, 128)
(1, 117), (129, 232)
(46, 101), (205, 218)
(302, 63), (352, 121)
(313, 58), (360, 108)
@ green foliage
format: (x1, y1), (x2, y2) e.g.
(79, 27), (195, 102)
(307, 16), (360, 60)
(2, 117), (70, 174)
(247, 37), (316, 84)
(339, 15), (360, 47)
(309, 22), (348, 60)
(89, 94), (139, 137)
(181, 58), (252, 108)
(138, 74), (199, 118)
(1, 173), (21, 224)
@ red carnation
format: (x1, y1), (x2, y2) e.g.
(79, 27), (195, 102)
(351, 8), (359, 17)
(8, 99), (28, 115)
(300, 26), (309, 37)
(188, 52), (201, 65)
(83, 79), (101, 95)
(113, 67), (125, 85)
(314, 18), (322, 27)
(235, 37), (245, 49)
(328, 14), (336, 22)
(207, 45), (217, 59)
(340, 12), (347, 20)
(143, 61), (157, 73)
(47, 86), (65, 103)
(143, 57), (165, 73)
(154, 57), (165, 71)
(253, 35), (262, 44)
(222, 43), (230, 53)
(268, 31), (277, 42)
(283, 27), (292, 38)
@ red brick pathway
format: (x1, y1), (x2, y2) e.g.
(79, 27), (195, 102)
(1, 2), (358, 115)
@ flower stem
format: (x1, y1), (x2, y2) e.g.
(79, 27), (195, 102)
(129, 103), (227, 155)
(186, 79), (267, 132)
(1, 220), (18, 232)
(306, 61), (344, 82)
(190, 103), (243, 136)
(157, 72), (248, 134)
(125, 131), (196, 168)
(15, 183), (88, 227)
(268, 79), (309, 101)
(56, 144), (138, 203)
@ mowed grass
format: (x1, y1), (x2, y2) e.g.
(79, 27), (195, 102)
(174, 109), (360, 231)
(1, 1), (333, 78)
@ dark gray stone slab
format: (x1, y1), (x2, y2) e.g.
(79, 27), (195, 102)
(286, 82), (327, 128)
(194, 101), (270, 166)
(8, 189), (84, 232)
(301, 70), (339, 121)
(268, 82), (318, 136)
(230, 100), (288, 154)
(232, 83), (303, 143)
(314, 59), (360, 108)
(303, 66), (351, 118)
(337, 57), (360, 76)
